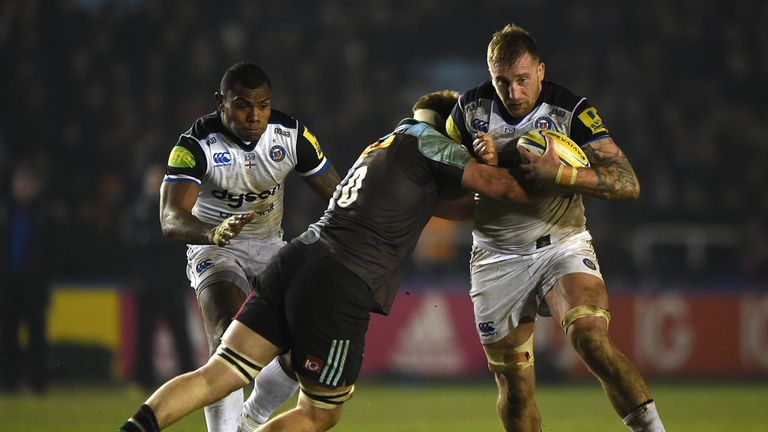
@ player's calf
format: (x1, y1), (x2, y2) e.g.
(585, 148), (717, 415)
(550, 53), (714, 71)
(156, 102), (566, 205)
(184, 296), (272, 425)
(259, 384), (351, 431)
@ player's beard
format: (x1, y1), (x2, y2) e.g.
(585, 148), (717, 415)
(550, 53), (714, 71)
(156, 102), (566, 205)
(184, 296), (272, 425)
(504, 100), (531, 118)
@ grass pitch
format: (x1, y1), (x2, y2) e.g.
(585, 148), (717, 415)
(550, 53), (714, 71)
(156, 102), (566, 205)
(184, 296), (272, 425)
(1, 381), (766, 431)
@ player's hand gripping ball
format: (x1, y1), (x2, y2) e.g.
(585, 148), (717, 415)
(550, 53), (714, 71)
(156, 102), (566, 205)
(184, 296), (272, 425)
(517, 129), (590, 168)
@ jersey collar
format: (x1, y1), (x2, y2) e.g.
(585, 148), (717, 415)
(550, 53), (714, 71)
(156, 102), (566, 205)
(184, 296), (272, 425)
(215, 111), (259, 152)
(493, 81), (547, 125)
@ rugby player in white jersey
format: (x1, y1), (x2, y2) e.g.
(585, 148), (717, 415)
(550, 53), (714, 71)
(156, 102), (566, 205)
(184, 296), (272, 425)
(160, 62), (340, 432)
(447, 25), (664, 431)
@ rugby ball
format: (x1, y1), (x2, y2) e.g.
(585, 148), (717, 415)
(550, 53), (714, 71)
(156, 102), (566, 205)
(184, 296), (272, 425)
(517, 129), (590, 167)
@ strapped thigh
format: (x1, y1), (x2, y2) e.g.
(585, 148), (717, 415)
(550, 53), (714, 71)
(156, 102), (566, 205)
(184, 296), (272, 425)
(485, 333), (534, 373)
(299, 384), (356, 409)
(560, 304), (611, 333)
(213, 343), (265, 383)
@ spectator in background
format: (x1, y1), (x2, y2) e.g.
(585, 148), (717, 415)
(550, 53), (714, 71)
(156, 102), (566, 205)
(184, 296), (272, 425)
(0, 161), (54, 394)
(125, 164), (195, 391)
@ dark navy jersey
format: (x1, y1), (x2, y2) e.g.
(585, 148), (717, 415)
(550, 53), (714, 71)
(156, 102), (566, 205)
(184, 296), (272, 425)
(298, 120), (470, 314)
(446, 80), (611, 253)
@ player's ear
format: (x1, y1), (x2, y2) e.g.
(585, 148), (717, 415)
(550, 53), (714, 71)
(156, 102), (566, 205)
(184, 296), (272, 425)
(538, 62), (545, 82)
(214, 92), (224, 110)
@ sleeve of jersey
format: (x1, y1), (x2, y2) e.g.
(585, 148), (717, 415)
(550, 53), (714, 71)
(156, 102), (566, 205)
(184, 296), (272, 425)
(571, 99), (611, 147)
(294, 124), (329, 178)
(416, 128), (471, 187)
(164, 135), (207, 185)
(446, 103), (473, 150)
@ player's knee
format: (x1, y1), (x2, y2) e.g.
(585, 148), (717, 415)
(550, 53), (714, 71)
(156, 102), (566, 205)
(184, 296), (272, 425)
(561, 305), (612, 357)
(485, 334), (534, 374)
(298, 385), (353, 430)
(560, 304), (611, 335)
(313, 408), (342, 431)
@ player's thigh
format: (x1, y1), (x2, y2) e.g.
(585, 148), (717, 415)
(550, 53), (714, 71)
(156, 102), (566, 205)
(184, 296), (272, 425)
(544, 273), (609, 333)
(483, 319), (535, 352)
(221, 320), (281, 370)
(198, 281), (248, 349)
(536, 233), (608, 327)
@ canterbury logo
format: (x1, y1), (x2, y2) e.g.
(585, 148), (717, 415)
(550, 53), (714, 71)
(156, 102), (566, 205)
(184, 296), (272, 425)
(478, 321), (496, 336)
(319, 339), (350, 387)
(213, 152), (232, 165)
(471, 119), (489, 133)
(196, 259), (214, 274)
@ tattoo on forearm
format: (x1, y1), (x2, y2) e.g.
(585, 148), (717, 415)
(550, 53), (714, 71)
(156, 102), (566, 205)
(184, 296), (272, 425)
(583, 145), (639, 200)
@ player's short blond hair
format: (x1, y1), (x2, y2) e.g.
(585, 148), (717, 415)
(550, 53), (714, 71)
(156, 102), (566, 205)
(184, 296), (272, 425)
(487, 23), (540, 67)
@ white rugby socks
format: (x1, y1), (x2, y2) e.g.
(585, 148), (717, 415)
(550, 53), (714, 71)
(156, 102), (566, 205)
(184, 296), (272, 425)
(204, 390), (243, 432)
(623, 400), (665, 432)
(242, 358), (299, 425)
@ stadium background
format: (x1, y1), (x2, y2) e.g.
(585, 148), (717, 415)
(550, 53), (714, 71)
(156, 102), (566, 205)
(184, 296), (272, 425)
(1, 0), (767, 430)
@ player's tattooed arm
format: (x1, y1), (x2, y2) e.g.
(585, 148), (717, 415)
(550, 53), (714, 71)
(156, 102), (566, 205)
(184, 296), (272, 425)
(580, 138), (640, 200)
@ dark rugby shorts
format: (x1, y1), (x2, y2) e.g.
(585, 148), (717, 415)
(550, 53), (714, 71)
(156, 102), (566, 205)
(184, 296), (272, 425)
(235, 240), (375, 388)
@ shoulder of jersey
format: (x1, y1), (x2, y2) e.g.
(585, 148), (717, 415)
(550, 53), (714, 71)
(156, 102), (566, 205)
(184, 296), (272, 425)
(518, 129), (590, 167)
(539, 80), (583, 110)
(459, 81), (496, 106)
(187, 112), (226, 140)
(268, 109), (299, 130)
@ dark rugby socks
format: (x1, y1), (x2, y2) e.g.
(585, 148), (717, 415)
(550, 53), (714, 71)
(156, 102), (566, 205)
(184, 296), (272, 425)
(118, 404), (160, 432)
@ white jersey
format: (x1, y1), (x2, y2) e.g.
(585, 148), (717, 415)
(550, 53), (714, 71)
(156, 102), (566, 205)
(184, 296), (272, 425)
(448, 80), (611, 254)
(164, 110), (329, 241)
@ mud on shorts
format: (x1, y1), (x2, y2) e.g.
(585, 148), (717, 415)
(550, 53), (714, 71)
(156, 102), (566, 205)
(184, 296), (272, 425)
(185, 238), (286, 296)
(470, 230), (603, 344)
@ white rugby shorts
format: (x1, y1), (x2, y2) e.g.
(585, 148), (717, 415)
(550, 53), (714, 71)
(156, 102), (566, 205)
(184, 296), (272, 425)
(470, 230), (603, 344)
(186, 238), (286, 295)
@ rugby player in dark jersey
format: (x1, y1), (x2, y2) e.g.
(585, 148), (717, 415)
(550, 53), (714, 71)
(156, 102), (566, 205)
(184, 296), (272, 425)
(118, 90), (531, 432)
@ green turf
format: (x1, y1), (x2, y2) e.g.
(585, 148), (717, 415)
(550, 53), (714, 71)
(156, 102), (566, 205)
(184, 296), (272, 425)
(1, 381), (767, 431)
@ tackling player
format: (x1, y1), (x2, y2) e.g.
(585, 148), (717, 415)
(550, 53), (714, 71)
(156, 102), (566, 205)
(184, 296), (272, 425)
(117, 90), (532, 432)
(447, 24), (664, 431)
(159, 62), (340, 432)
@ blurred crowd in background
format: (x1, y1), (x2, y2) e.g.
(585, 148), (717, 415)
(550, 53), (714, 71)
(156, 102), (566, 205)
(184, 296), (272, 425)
(1, 0), (767, 285)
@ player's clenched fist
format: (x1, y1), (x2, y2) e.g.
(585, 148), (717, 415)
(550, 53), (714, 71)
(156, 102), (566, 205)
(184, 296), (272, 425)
(472, 131), (499, 167)
(207, 212), (256, 246)
(517, 133), (562, 186)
